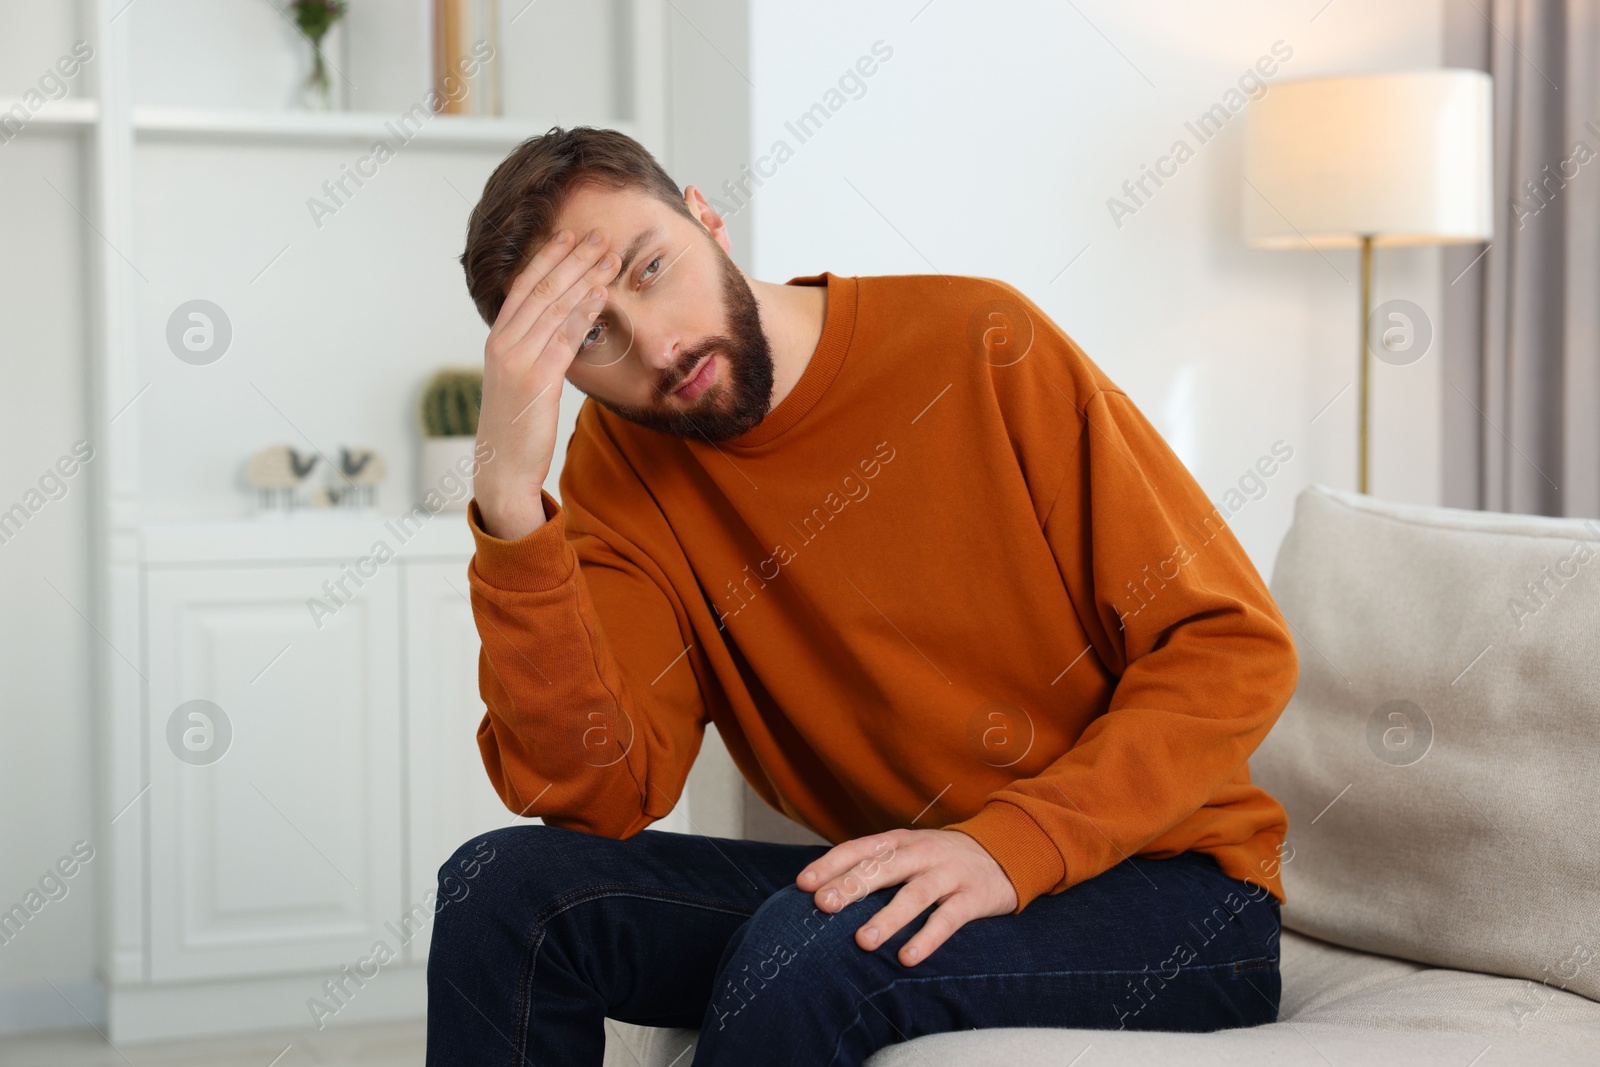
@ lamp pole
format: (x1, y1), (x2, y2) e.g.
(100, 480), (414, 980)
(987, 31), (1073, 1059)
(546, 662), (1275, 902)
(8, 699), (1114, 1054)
(1357, 234), (1373, 495)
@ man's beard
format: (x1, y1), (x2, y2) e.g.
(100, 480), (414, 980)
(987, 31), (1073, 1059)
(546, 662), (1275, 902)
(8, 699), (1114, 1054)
(590, 242), (775, 441)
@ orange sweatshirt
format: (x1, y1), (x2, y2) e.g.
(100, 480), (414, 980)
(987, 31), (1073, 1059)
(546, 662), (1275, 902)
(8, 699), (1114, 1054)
(466, 271), (1298, 912)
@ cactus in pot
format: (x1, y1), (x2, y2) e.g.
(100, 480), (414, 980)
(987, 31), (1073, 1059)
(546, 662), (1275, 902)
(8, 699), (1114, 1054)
(420, 367), (483, 438)
(417, 367), (484, 512)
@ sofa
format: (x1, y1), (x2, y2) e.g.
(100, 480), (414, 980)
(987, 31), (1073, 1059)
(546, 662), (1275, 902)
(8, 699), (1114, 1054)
(603, 484), (1600, 1065)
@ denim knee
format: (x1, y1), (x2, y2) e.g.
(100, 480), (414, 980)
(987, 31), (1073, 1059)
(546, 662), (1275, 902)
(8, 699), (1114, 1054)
(703, 883), (882, 1034)
(743, 884), (850, 957)
(434, 830), (506, 914)
(431, 823), (587, 937)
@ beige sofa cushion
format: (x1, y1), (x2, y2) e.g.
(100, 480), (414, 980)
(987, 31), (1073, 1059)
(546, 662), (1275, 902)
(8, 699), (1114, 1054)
(609, 931), (1600, 1066)
(1279, 928), (1600, 1038)
(1250, 484), (1600, 1002)
(866, 1026), (1597, 1067)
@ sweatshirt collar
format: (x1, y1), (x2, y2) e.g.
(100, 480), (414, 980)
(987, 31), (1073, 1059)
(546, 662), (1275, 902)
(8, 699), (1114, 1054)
(724, 271), (857, 449)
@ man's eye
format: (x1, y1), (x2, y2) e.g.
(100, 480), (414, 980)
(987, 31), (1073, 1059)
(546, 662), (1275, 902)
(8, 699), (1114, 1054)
(579, 320), (607, 351)
(641, 255), (661, 281)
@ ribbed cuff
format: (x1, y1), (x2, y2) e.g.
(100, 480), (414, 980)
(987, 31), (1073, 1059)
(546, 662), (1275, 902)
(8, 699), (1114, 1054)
(944, 800), (1066, 914)
(467, 490), (575, 592)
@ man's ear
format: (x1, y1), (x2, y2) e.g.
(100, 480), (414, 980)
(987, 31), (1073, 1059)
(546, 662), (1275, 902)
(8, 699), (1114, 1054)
(682, 185), (732, 256)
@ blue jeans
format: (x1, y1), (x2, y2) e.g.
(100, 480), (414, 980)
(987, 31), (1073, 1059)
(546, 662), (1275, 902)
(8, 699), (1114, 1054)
(425, 824), (1281, 1066)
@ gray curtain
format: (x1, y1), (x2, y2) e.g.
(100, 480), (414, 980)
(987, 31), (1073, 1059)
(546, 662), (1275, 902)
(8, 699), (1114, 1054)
(1443, 0), (1600, 518)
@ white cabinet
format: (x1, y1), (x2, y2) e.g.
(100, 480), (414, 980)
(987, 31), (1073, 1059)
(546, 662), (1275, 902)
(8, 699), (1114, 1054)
(144, 563), (404, 981)
(111, 515), (495, 1039)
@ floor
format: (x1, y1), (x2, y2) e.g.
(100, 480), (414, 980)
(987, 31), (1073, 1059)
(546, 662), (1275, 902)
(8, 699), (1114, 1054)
(0, 1020), (425, 1067)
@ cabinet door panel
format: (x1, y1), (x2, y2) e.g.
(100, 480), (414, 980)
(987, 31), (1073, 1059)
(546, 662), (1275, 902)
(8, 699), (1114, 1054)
(146, 564), (403, 980)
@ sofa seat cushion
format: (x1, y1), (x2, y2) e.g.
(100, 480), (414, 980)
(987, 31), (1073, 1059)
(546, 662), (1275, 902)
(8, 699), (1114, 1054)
(1280, 929), (1600, 1038)
(862, 1020), (1600, 1066)
(604, 930), (1600, 1066)
(864, 930), (1600, 1066)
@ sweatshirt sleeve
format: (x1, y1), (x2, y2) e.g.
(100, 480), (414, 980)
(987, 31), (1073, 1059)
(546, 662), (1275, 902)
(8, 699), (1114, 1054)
(465, 484), (709, 838)
(945, 386), (1298, 913)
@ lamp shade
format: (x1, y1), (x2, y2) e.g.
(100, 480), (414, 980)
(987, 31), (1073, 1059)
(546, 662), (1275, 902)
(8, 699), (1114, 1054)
(1243, 70), (1493, 249)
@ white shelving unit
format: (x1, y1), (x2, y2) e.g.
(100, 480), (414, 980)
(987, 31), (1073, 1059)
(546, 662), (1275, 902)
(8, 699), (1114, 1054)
(131, 105), (589, 147)
(8, 0), (672, 1042)
(2, 102), (646, 147)
(0, 97), (100, 127)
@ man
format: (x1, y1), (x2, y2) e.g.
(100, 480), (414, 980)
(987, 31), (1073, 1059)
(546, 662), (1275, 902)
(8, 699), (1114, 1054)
(426, 125), (1297, 1066)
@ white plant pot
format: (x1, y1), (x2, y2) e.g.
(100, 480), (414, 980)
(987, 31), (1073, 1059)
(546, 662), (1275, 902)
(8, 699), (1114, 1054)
(418, 436), (479, 512)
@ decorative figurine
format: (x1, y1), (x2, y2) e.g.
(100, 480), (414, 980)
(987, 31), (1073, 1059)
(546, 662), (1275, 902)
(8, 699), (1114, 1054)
(246, 444), (320, 510)
(333, 446), (386, 508)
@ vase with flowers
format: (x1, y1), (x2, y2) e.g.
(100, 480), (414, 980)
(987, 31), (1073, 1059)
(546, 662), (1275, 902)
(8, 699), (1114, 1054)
(292, 0), (347, 111)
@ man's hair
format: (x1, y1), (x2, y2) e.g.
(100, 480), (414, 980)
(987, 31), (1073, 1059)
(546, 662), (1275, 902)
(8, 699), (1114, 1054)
(459, 125), (697, 325)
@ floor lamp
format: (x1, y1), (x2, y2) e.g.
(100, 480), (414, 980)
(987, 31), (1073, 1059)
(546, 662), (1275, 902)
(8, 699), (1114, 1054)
(1242, 71), (1494, 495)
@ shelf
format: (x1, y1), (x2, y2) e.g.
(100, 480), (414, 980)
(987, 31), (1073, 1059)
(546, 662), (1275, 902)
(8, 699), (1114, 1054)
(1, 99), (639, 148)
(0, 97), (99, 130)
(131, 106), (636, 149)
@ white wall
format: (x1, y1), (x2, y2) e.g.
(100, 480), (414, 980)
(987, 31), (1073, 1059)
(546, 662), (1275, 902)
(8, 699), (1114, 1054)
(666, 0), (752, 268)
(743, 0), (1446, 578)
(0, 0), (101, 1016)
(0, 128), (102, 1018)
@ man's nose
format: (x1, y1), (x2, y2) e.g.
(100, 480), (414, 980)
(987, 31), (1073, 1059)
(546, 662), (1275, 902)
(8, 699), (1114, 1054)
(638, 334), (681, 375)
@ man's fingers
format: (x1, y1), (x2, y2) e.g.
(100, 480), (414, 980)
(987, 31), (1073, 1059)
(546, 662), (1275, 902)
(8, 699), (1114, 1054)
(496, 288), (607, 423)
(493, 227), (574, 332)
(894, 896), (975, 967)
(535, 287), (610, 380)
(854, 872), (949, 953)
(504, 253), (617, 366)
(796, 829), (1014, 968)
(799, 833), (906, 907)
(796, 838), (878, 896)
(498, 232), (615, 352)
